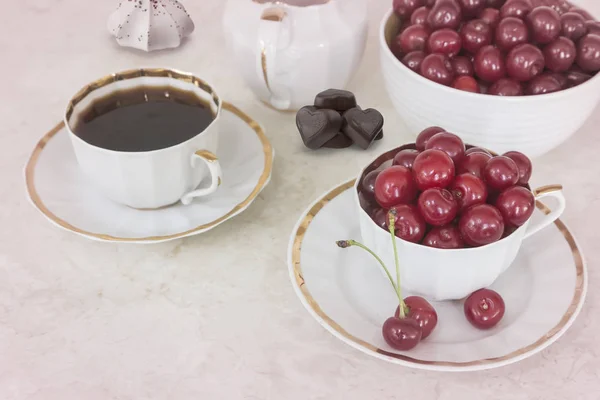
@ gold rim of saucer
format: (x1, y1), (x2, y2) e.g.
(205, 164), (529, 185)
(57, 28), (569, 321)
(291, 179), (586, 368)
(25, 102), (274, 242)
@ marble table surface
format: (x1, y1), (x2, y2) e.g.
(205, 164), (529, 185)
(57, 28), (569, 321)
(2, 0), (600, 399)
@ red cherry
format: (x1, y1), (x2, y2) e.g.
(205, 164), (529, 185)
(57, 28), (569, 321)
(576, 34), (600, 73)
(495, 185), (535, 226)
(587, 21), (600, 36)
(402, 51), (427, 73)
(374, 166), (418, 208)
(459, 204), (505, 246)
(420, 53), (455, 86)
(479, 7), (501, 28)
(495, 17), (529, 51)
(428, 0), (463, 30)
(560, 12), (587, 41)
(565, 67), (592, 87)
(422, 225), (465, 249)
(451, 56), (475, 76)
(393, 149), (420, 170)
(359, 191), (374, 213)
(465, 147), (492, 155)
(488, 77), (524, 95)
(486, 0), (506, 8)
(547, 71), (568, 88)
(428, 28), (463, 57)
(388, 204), (427, 243)
(450, 173), (488, 211)
(382, 316), (422, 351)
(460, 19), (493, 54)
(413, 149), (456, 190)
(361, 169), (381, 201)
(506, 43), (545, 81)
(416, 126), (446, 151)
(526, 6), (562, 44)
(458, 0), (486, 17)
(371, 208), (388, 230)
(464, 289), (505, 329)
(411, 6), (431, 25)
(458, 151), (492, 178)
(425, 132), (466, 165)
(500, 0), (532, 19)
(393, 0), (427, 17)
(398, 25), (431, 54)
(474, 45), (507, 82)
(453, 76), (481, 92)
(483, 156), (519, 191)
(526, 73), (563, 94)
(417, 187), (459, 226)
(478, 80), (491, 93)
(395, 296), (438, 339)
(503, 150), (532, 185)
(502, 224), (519, 238)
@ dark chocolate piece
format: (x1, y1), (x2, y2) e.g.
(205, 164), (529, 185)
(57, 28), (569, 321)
(314, 89), (357, 112)
(296, 106), (343, 150)
(322, 132), (353, 149)
(342, 107), (384, 150)
(375, 131), (384, 140)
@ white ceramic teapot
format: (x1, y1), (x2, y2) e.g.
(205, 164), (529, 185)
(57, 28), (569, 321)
(223, 0), (368, 110)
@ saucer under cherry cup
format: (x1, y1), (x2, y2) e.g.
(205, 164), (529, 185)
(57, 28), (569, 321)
(288, 180), (586, 371)
(355, 145), (566, 301)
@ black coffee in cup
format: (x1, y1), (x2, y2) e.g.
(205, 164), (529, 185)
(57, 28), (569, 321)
(73, 86), (215, 152)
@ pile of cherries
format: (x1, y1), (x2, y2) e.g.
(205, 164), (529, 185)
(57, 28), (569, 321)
(360, 126), (535, 248)
(338, 210), (506, 351)
(391, 0), (600, 95)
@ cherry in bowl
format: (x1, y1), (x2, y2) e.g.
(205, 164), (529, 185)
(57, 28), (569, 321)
(423, 225), (465, 249)
(425, 131), (466, 165)
(495, 185), (535, 226)
(483, 156), (520, 191)
(458, 204), (505, 246)
(417, 187), (459, 226)
(416, 126), (445, 151)
(413, 149), (455, 190)
(375, 166), (417, 208)
(420, 53), (455, 86)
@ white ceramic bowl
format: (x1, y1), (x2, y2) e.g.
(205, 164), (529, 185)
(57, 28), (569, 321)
(355, 146), (566, 301)
(379, 9), (600, 158)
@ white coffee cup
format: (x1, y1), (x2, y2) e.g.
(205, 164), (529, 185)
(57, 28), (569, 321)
(355, 146), (567, 301)
(64, 68), (223, 210)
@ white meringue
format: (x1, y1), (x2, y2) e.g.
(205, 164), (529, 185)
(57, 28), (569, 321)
(108, 0), (195, 52)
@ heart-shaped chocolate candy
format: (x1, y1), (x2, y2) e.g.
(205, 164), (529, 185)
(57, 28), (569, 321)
(296, 106), (343, 150)
(323, 132), (353, 149)
(314, 89), (357, 112)
(342, 107), (384, 149)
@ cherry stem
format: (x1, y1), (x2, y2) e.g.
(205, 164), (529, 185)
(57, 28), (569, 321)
(335, 240), (402, 306)
(388, 209), (406, 319)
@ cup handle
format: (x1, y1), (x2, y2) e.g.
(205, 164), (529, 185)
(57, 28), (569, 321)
(257, 6), (292, 110)
(523, 185), (566, 240)
(180, 150), (223, 205)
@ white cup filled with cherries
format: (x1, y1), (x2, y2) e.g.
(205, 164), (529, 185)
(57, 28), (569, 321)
(353, 127), (566, 301)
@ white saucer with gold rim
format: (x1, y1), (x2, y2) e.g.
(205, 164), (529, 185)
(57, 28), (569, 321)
(25, 103), (274, 243)
(288, 180), (587, 372)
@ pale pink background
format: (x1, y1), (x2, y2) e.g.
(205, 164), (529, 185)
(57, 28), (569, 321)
(1, 0), (600, 399)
